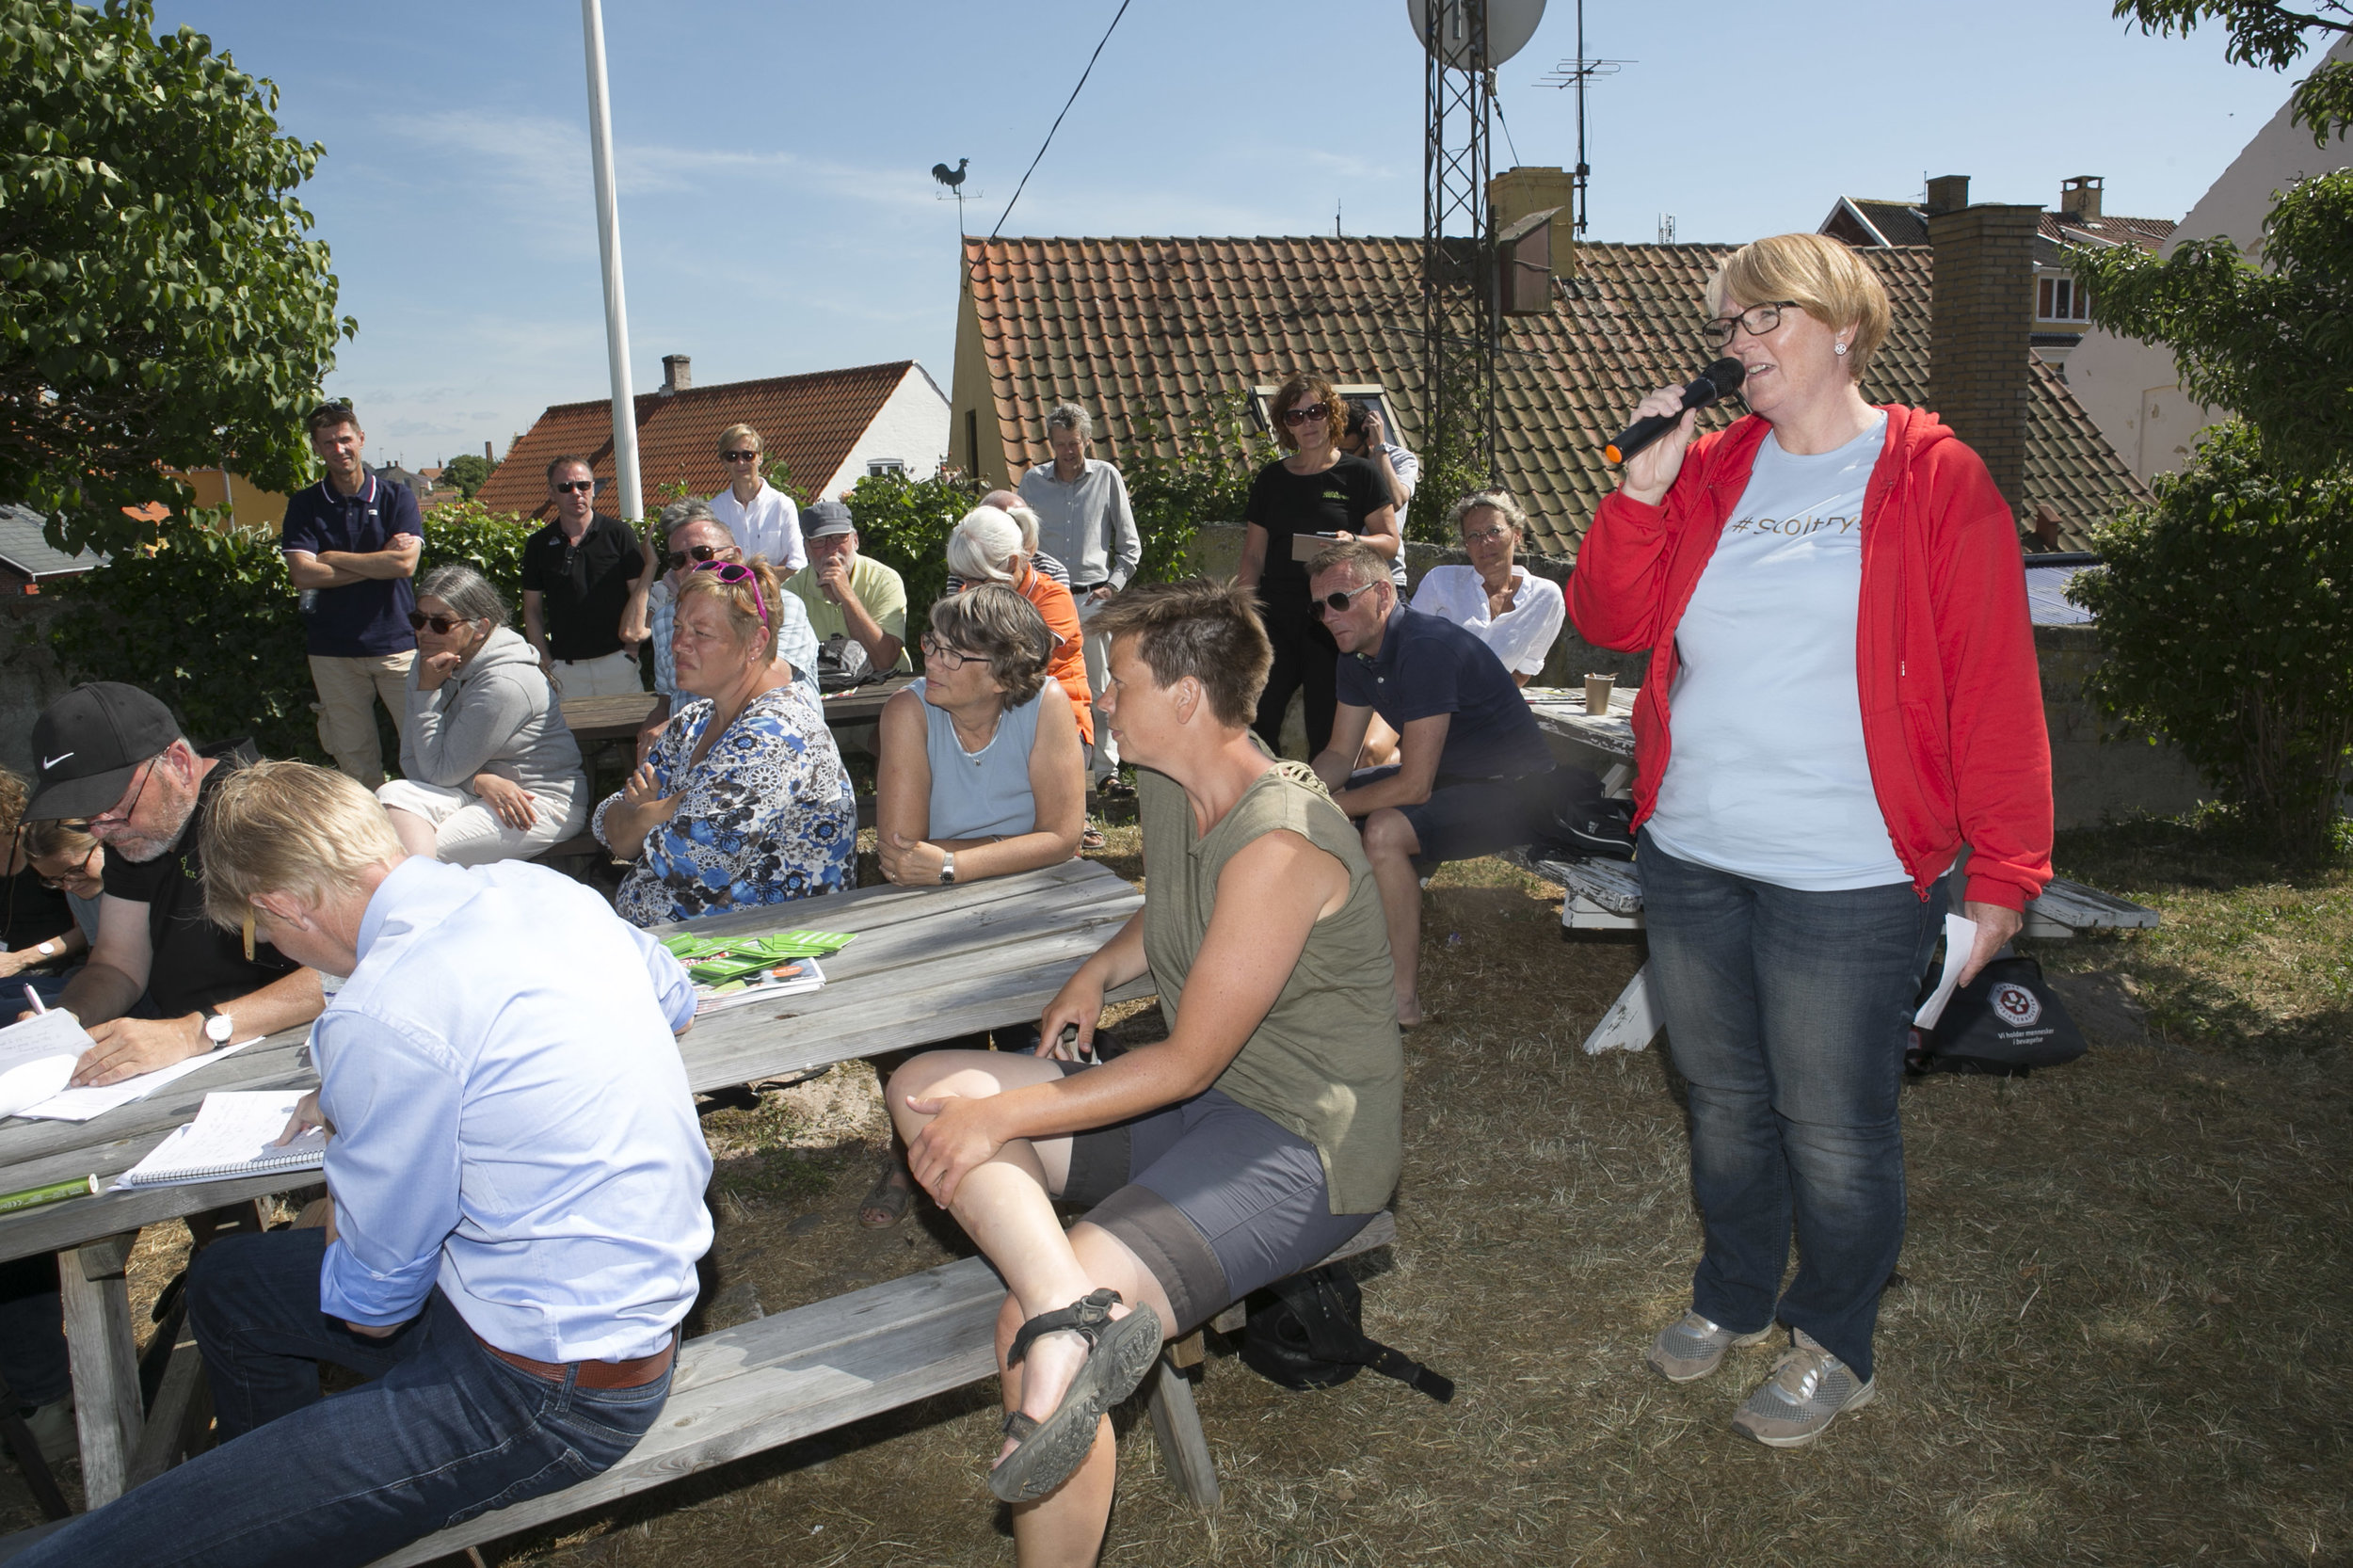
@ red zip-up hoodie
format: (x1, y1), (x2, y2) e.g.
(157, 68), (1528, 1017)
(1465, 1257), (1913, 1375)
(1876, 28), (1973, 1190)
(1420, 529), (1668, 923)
(1569, 405), (2053, 911)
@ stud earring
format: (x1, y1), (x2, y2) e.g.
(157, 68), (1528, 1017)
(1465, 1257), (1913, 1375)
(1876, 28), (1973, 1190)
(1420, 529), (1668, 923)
(1833, 341), (1849, 357)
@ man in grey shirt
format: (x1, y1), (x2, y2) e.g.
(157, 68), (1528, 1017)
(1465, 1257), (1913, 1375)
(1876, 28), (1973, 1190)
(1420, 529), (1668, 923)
(1017, 404), (1140, 789)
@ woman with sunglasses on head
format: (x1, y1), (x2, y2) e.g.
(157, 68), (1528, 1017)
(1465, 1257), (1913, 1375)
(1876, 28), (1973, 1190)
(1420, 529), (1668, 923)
(374, 566), (589, 867)
(639, 497), (821, 761)
(595, 555), (856, 927)
(1234, 374), (1400, 759)
(1574, 232), (2051, 1449)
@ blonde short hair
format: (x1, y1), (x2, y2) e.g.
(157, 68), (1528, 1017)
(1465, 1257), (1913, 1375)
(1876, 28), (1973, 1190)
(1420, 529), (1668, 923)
(200, 760), (405, 927)
(717, 423), (763, 458)
(675, 556), (786, 663)
(1705, 232), (1892, 378)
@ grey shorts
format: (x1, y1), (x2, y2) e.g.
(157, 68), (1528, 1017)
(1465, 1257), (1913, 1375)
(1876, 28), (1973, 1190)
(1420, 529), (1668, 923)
(1054, 1069), (1376, 1333)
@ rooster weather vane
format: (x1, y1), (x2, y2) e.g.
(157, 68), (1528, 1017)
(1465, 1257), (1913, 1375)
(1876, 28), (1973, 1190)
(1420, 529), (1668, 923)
(931, 157), (975, 233)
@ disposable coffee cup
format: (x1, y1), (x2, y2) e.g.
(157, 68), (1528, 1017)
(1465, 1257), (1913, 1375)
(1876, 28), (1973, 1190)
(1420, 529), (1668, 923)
(1584, 673), (1615, 716)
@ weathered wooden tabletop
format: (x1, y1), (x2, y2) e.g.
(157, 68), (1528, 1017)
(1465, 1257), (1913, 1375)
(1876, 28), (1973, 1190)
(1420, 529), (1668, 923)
(1522, 684), (1639, 759)
(0, 856), (1144, 1266)
(561, 675), (919, 746)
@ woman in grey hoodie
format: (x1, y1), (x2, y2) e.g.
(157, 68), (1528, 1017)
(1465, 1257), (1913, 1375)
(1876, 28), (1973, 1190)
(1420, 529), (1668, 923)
(376, 565), (590, 865)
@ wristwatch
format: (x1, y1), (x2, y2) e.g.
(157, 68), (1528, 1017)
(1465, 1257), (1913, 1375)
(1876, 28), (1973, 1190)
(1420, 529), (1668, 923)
(198, 1006), (234, 1049)
(938, 852), (956, 886)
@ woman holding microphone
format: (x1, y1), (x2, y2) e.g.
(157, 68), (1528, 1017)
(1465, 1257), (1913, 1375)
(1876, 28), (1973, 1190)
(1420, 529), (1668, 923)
(1571, 232), (2051, 1448)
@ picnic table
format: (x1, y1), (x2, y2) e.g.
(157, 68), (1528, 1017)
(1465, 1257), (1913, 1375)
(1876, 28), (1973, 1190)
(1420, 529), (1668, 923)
(0, 856), (1144, 1530)
(559, 676), (920, 747)
(1513, 684), (2162, 1053)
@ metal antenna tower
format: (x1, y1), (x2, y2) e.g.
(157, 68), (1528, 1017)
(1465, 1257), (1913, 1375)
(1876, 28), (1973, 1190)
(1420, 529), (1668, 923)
(1422, 0), (1501, 488)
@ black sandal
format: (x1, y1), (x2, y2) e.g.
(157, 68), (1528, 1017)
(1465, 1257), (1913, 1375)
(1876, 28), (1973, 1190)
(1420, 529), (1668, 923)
(988, 1288), (1163, 1502)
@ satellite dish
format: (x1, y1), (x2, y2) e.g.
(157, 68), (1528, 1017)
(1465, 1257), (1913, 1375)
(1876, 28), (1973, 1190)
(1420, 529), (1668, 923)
(1406, 0), (1545, 70)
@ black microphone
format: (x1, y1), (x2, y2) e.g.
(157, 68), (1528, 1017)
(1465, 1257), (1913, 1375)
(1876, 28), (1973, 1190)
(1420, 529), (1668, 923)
(1603, 358), (1747, 465)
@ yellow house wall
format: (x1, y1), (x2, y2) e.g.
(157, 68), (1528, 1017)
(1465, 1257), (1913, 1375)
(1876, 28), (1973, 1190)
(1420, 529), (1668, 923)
(948, 259), (1010, 489)
(168, 469), (292, 531)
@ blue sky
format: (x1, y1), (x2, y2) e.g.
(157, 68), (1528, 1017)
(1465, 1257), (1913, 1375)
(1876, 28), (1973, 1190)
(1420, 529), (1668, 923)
(153, 2), (2308, 472)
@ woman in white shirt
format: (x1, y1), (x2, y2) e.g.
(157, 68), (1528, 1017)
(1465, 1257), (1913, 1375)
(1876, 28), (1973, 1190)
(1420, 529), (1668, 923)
(1359, 489), (1564, 767)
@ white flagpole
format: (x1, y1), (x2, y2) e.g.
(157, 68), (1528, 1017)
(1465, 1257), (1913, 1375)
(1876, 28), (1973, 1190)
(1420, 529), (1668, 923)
(580, 0), (642, 524)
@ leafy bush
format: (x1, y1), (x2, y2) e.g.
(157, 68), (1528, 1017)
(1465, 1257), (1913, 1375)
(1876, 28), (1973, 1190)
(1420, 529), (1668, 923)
(44, 511), (321, 760)
(2069, 423), (2353, 856)
(39, 498), (538, 765)
(1120, 392), (1274, 581)
(844, 468), (981, 619)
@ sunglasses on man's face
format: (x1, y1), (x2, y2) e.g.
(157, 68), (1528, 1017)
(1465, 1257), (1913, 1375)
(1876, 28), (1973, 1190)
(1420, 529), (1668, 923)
(721, 450), (760, 463)
(665, 543), (731, 571)
(553, 479), (596, 494)
(1280, 404), (1331, 426)
(407, 611), (471, 634)
(1311, 582), (1382, 617)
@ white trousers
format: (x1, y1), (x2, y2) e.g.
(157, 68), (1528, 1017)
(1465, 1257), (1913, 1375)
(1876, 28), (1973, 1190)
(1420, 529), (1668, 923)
(376, 776), (586, 867)
(548, 648), (643, 698)
(1077, 592), (1118, 777)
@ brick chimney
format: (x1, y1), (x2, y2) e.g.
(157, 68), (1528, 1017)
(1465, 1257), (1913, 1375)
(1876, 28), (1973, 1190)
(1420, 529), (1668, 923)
(1923, 173), (1970, 216)
(1929, 190), (2041, 512)
(2059, 174), (2104, 221)
(660, 354), (692, 395)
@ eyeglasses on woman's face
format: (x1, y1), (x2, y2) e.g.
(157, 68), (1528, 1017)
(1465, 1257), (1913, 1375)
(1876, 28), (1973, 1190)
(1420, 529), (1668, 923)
(721, 450), (760, 463)
(920, 633), (984, 671)
(406, 610), (472, 634)
(1702, 300), (1801, 350)
(35, 840), (100, 890)
(1280, 403), (1331, 427)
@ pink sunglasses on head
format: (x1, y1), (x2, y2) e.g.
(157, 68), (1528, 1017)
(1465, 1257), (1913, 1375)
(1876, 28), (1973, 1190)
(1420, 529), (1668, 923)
(694, 559), (768, 629)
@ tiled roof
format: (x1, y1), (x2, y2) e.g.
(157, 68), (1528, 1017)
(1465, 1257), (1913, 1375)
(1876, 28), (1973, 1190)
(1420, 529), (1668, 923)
(0, 503), (107, 582)
(1836, 199), (1930, 248)
(2041, 212), (2175, 251)
(475, 361), (917, 521)
(962, 236), (2151, 556)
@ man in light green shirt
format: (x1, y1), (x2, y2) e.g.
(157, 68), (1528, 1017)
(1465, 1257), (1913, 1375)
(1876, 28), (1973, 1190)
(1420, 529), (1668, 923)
(782, 502), (911, 674)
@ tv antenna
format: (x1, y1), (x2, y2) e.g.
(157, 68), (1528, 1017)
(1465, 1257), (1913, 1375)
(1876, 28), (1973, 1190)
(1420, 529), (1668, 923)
(1537, 0), (1631, 237)
(1407, 0), (1545, 489)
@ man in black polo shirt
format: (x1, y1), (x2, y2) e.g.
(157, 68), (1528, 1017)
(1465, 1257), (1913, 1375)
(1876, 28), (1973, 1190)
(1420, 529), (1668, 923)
(1307, 542), (1560, 1030)
(520, 456), (648, 697)
(280, 402), (423, 783)
(22, 685), (319, 1086)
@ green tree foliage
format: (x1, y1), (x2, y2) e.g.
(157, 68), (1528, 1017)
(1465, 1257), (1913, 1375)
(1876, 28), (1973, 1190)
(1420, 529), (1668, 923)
(440, 453), (496, 499)
(40, 500), (536, 764)
(1407, 367), (1497, 549)
(1119, 392), (1274, 581)
(843, 468), (981, 620)
(2069, 168), (2353, 477)
(2114, 2), (2353, 142)
(1, 1), (353, 556)
(2069, 424), (2353, 855)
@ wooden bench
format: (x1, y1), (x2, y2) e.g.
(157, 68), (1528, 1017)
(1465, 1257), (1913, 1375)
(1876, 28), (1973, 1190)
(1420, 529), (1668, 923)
(365, 1212), (1396, 1564)
(1502, 849), (2163, 1055)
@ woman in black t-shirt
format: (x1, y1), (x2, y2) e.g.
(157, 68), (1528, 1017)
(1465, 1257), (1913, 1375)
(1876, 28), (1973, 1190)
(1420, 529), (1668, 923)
(1236, 375), (1399, 756)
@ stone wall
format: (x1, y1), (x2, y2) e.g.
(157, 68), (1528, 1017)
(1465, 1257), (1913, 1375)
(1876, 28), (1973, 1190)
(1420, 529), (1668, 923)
(1184, 524), (2205, 825)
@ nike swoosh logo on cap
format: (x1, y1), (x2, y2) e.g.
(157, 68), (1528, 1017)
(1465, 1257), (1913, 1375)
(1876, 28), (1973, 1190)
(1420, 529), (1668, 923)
(40, 752), (72, 771)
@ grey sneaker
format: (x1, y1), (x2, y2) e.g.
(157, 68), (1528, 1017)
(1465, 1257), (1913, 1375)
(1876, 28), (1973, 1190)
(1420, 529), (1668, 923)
(20, 1395), (74, 1466)
(1731, 1329), (1875, 1448)
(1645, 1308), (1774, 1383)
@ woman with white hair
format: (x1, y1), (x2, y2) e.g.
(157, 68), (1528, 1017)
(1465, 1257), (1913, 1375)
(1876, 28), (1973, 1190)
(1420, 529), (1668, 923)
(376, 564), (588, 865)
(946, 506), (1095, 760)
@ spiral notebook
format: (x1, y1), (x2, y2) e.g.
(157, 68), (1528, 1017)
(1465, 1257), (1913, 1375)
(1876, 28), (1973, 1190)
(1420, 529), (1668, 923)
(115, 1090), (328, 1191)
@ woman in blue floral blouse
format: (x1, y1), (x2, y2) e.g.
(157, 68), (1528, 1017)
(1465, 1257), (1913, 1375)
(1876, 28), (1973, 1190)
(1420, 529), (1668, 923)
(594, 555), (856, 926)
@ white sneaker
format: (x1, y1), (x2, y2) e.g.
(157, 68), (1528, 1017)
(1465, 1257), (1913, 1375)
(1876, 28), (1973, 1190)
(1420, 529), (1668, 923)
(1645, 1308), (1773, 1383)
(1731, 1329), (1875, 1448)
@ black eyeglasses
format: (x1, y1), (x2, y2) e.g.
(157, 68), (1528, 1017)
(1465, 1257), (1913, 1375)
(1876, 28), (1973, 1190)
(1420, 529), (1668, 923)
(1280, 404), (1331, 426)
(406, 610), (470, 633)
(553, 479), (596, 494)
(1703, 300), (1801, 349)
(89, 759), (158, 831)
(36, 841), (99, 890)
(665, 543), (730, 570)
(1311, 582), (1382, 617)
(920, 633), (982, 671)
(721, 450), (760, 463)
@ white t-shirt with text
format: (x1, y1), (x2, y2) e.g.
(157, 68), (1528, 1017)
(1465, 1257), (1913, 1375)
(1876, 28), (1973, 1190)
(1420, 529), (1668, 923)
(1645, 414), (1911, 891)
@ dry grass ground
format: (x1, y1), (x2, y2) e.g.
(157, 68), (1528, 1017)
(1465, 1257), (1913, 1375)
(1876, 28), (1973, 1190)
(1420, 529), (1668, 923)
(9, 816), (2347, 1564)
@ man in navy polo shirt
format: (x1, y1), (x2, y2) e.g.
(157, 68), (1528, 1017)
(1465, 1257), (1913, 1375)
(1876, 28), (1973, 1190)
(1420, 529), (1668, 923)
(1307, 541), (1559, 1029)
(281, 402), (424, 783)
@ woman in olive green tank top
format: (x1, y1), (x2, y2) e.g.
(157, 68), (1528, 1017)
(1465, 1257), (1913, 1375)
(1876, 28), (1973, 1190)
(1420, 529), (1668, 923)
(888, 579), (1403, 1563)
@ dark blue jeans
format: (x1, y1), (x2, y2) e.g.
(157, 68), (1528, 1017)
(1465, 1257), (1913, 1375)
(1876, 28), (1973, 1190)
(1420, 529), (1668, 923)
(1639, 830), (1945, 1381)
(19, 1229), (673, 1568)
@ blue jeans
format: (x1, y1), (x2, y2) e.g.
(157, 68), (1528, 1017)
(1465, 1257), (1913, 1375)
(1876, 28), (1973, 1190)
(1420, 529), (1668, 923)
(19, 1229), (673, 1568)
(0, 1252), (66, 1407)
(1638, 830), (1945, 1381)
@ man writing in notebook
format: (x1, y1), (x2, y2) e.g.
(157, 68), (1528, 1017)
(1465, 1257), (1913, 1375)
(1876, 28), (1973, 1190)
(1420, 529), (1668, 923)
(21, 683), (321, 1083)
(17, 762), (712, 1568)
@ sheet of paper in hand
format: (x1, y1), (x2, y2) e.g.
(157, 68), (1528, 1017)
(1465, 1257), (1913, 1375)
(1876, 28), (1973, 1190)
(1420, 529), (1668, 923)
(115, 1090), (328, 1191)
(0, 1010), (98, 1119)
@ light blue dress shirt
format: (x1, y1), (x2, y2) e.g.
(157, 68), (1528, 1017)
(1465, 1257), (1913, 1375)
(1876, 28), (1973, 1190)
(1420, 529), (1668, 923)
(650, 576), (819, 696)
(314, 856), (713, 1362)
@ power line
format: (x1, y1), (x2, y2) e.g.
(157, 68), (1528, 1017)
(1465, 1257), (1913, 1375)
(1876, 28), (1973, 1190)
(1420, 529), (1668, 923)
(991, 0), (1134, 240)
(1493, 89), (1524, 168)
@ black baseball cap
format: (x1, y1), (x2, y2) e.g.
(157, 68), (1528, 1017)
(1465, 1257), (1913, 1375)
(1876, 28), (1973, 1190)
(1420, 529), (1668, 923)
(27, 683), (183, 820)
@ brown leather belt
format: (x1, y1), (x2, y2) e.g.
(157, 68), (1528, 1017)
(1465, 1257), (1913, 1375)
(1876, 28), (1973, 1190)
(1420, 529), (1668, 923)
(472, 1328), (675, 1389)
